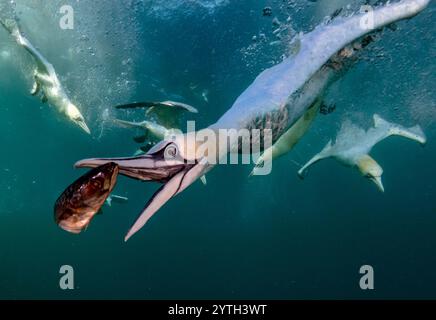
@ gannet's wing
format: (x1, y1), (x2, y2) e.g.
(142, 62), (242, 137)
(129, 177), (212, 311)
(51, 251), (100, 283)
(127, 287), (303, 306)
(298, 140), (334, 179)
(113, 119), (152, 144)
(114, 119), (147, 130)
(115, 101), (159, 110)
(373, 114), (427, 145)
(0, 18), (54, 75)
(114, 118), (169, 141)
(115, 101), (198, 113)
(115, 100), (198, 128)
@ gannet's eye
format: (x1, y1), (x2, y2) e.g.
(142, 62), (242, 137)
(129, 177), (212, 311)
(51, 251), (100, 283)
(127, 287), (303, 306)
(164, 143), (178, 160)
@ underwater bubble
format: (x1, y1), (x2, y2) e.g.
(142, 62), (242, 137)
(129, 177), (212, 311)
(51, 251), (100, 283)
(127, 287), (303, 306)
(0, 50), (11, 59)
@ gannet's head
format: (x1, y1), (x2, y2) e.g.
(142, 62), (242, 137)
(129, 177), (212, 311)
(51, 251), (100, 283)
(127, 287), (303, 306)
(74, 129), (217, 241)
(66, 102), (91, 134)
(356, 155), (384, 193)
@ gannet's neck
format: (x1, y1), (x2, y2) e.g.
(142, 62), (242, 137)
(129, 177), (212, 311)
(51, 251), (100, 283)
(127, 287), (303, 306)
(214, 0), (431, 138)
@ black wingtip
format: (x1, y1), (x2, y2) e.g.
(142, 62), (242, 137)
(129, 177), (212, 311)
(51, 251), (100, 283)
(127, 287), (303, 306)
(115, 102), (155, 109)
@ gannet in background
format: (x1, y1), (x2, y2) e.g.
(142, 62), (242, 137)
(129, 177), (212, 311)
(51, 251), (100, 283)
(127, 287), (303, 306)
(114, 119), (179, 144)
(298, 114), (427, 192)
(75, 0), (431, 241)
(114, 100), (198, 144)
(0, 18), (90, 134)
(115, 100), (198, 125)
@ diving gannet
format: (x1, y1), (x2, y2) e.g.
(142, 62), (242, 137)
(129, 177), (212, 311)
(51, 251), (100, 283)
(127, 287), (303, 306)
(0, 18), (90, 133)
(298, 114), (426, 192)
(75, 0), (431, 241)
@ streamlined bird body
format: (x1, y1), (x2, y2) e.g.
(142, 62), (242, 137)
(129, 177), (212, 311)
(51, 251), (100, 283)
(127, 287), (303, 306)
(298, 114), (427, 191)
(0, 18), (90, 133)
(75, 0), (431, 241)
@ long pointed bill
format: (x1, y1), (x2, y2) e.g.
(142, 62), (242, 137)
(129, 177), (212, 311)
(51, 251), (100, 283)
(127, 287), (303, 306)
(75, 154), (186, 182)
(76, 120), (91, 134)
(75, 146), (211, 241)
(370, 176), (385, 193)
(124, 162), (208, 241)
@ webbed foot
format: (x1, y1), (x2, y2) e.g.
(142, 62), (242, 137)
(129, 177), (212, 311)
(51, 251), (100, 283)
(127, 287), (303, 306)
(30, 81), (40, 96)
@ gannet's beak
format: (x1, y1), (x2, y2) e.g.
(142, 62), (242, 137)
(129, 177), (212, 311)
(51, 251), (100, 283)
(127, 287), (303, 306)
(66, 103), (91, 134)
(75, 140), (210, 241)
(75, 117), (91, 134)
(357, 155), (384, 193)
(370, 176), (385, 193)
(75, 141), (187, 182)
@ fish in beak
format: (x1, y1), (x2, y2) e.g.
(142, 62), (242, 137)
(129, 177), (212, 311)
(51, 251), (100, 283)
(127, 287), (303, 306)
(75, 139), (211, 241)
(55, 162), (119, 234)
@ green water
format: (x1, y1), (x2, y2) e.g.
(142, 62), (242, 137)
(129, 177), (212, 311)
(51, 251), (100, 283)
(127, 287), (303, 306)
(0, 0), (435, 299)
